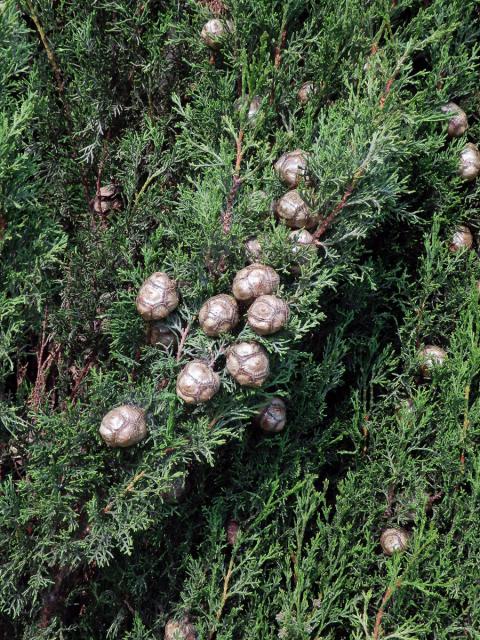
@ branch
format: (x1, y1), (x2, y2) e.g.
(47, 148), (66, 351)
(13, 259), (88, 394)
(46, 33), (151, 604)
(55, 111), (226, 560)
(269, 22), (287, 105)
(222, 129), (244, 234)
(69, 354), (96, 404)
(28, 310), (61, 413)
(460, 384), (470, 472)
(372, 579), (402, 640)
(199, 0), (227, 13)
(26, 0), (92, 207)
(209, 556), (235, 639)
(379, 51), (409, 109)
(26, 0), (64, 95)
(274, 27), (287, 69)
(38, 567), (70, 628)
(313, 136), (378, 240)
(103, 470), (146, 514)
(133, 168), (164, 209)
(176, 320), (194, 363)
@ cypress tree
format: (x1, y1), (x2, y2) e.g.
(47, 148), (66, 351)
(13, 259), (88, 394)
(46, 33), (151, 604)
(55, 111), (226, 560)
(1, 0), (479, 637)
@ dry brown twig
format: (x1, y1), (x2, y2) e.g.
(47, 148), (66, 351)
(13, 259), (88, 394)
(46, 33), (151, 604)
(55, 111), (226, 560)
(274, 28), (287, 69)
(29, 311), (61, 414)
(176, 320), (195, 362)
(69, 354), (96, 404)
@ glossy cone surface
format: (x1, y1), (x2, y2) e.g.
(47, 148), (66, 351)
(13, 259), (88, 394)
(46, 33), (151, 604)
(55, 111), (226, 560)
(136, 272), (179, 320)
(99, 405), (147, 448)
(232, 263), (279, 301)
(176, 361), (220, 404)
(274, 149), (308, 187)
(459, 143), (480, 181)
(380, 528), (409, 555)
(257, 397), (286, 432)
(200, 19), (227, 49)
(226, 341), (270, 387)
(198, 294), (239, 336)
(419, 345), (447, 377)
(247, 295), (289, 335)
(276, 190), (318, 229)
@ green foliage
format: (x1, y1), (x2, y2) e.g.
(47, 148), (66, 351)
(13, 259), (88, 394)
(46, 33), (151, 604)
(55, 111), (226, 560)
(1, 0), (480, 638)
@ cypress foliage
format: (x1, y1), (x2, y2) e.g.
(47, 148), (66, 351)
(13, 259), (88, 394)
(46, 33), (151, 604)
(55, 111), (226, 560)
(0, 0), (479, 637)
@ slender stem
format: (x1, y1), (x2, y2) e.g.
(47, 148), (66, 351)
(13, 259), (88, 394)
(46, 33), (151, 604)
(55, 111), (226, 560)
(176, 320), (194, 363)
(103, 470), (146, 514)
(209, 556), (235, 638)
(372, 579), (402, 640)
(133, 168), (164, 209)
(222, 129), (244, 234)
(26, 0), (64, 94)
(312, 135), (378, 239)
(460, 384), (470, 471)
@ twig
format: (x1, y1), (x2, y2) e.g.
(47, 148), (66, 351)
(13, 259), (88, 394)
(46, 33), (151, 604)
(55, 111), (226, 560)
(133, 168), (164, 209)
(372, 579), (402, 640)
(37, 518), (91, 628)
(222, 129), (244, 234)
(269, 22), (287, 105)
(38, 567), (70, 628)
(312, 167), (363, 240)
(26, 0), (64, 95)
(312, 136), (378, 240)
(209, 556), (235, 639)
(274, 27), (287, 69)
(199, 0), (227, 13)
(69, 354), (96, 404)
(379, 51), (409, 109)
(176, 320), (194, 363)
(26, 0), (91, 207)
(460, 384), (470, 472)
(383, 484), (395, 517)
(29, 311), (61, 413)
(103, 471), (146, 514)
(95, 132), (111, 196)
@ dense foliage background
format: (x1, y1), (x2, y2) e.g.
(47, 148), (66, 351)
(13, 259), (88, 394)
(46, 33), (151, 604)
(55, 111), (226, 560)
(1, 0), (479, 637)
